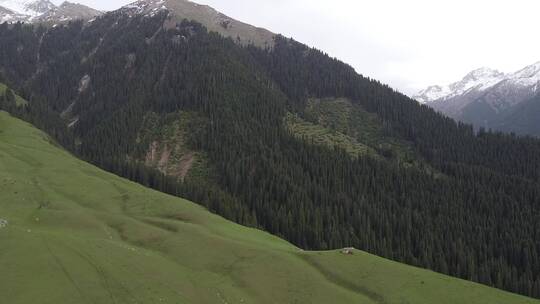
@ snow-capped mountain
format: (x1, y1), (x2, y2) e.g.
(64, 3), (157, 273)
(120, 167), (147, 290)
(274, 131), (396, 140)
(0, 0), (100, 23)
(37, 1), (101, 23)
(0, 5), (27, 22)
(0, 0), (54, 18)
(0, 0), (54, 21)
(414, 68), (506, 104)
(415, 63), (540, 106)
(509, 61), (540, 87)
(414, 62), (540, 136)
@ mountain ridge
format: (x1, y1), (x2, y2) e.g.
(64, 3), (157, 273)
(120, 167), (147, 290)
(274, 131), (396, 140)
(119, 0), (275, 47)
(414, 63), (540, 105)
(414, 62), (540, 135)
(0, 0), (101, 23)
(0, 0), (274, 47)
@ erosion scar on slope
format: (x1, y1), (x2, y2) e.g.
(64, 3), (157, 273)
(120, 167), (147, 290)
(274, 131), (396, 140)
(178, 152), (195, 181)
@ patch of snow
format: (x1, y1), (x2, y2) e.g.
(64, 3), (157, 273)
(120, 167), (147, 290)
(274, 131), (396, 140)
(0, 0), (53, 17)
(123, 4), (140, 9)
(507, 61), (540, 87)
(446, 68), (505, 97)
(413, 68), (505, 103)
(414, 62), (540, 103)
(414, 85), (451, 104)
(1, 0), (100, 24)
(0, 5), (29, 22)
(121, 0), (169, 18)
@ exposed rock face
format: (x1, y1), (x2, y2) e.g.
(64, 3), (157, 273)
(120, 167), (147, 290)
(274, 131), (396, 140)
(2, 0), (273, 46)
(145, 141), (196, 181)
(120, 0), (275, 48)
(36, 1), (102, 23)
(140, 112), (204, 181)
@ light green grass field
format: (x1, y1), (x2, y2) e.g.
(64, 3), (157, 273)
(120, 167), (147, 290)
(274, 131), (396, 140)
(0, 110), (537, 304)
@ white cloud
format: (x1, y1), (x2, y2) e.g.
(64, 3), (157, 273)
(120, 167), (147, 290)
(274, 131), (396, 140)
(56, 0), (540, 95)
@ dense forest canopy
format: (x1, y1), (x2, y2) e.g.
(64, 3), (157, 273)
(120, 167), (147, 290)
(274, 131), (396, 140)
(1, 12), (539, 298)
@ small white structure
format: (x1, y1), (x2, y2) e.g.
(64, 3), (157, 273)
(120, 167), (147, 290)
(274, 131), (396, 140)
(341, 247), (354, 255)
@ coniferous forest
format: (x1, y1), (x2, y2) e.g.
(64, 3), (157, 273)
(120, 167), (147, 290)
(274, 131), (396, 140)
(1, 13), (540, 298)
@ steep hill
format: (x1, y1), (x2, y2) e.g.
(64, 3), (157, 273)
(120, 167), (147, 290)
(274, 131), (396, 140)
(1, 110), (539, 303)
(1, 1), (540, 299)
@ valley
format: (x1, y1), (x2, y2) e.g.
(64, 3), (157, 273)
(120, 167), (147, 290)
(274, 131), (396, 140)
(0, 0), (540, 302)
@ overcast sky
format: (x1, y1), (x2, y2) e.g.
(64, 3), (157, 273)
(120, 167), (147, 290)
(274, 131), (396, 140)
(55, 0), (540, 95)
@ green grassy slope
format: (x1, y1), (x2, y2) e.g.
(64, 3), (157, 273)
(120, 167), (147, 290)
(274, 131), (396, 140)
(0, 83), (27, 106)
(0, 110), (537, 304)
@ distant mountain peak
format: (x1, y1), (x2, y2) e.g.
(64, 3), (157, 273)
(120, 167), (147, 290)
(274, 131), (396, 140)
(37, 1), (101, 23)
(24, 0), (54, 14)
(0, 0), (54, 18)
(462, 67), (504, 82)
(0, 0), (100, 23)
(515, 61), (540, 76)
(414, 85), (447, 104)
(0, 5), (25, 22)
(413, 61), (540, 135)
(413, 62), (540, 105)
(413, 67), (506, 104)
(509, 61), (540, 85)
